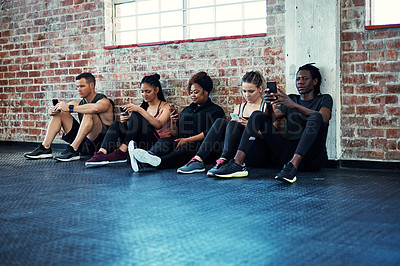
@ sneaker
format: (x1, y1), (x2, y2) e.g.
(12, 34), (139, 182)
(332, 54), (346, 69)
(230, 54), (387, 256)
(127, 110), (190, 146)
(275, 162), (297, 183)
(207, 158), (227, 177)
(213, 159), (248, 178)
(107, 148), (128, 164)
(132, 148), (161, 167)
(24, 144), (53, 159)
(85, 151), (109, 168)
(54, 145), (80, 162)
(177, 158), (205, 174)
(128, 140), (140, 172)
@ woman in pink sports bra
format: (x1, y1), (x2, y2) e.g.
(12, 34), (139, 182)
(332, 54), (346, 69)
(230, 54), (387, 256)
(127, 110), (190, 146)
(85, 74), (171, 168)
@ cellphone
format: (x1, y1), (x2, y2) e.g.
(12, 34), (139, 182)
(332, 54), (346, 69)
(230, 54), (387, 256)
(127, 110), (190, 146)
(266, 81), (277, 94)
(119, 107), (129, 116)
(230, 113), (240, 120)
(52, 99), (58, 106)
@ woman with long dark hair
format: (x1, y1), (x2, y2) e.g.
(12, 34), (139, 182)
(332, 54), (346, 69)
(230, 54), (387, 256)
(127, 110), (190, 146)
(85, 73), (171, 168)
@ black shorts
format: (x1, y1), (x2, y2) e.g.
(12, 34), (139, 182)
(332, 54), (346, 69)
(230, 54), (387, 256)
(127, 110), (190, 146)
(61, 117), (109, 156)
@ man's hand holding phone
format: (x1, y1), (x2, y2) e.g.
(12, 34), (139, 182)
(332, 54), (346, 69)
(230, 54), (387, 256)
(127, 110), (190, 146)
(264, 81), (279, 104)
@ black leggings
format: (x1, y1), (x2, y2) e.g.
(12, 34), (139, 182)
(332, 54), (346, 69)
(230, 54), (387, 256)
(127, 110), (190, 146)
(149, 137), (202, 169)
(101, 111), (159, 152)
(196, 118), (270, 167)
(238, 111), (328, 171)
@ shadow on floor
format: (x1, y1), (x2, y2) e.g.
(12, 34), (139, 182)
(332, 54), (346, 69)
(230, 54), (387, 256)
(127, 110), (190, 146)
(1, 144), (400, 265)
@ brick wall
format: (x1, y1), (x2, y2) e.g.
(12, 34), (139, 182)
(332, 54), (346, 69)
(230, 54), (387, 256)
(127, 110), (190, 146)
(341, 0), (400, 161)
(1, 0), (400, 162)
(0, 0), (285, 143)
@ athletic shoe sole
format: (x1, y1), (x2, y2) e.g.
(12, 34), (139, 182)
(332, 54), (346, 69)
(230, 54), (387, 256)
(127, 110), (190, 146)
(24, 154), (53, 159)
(132, 149), (161, 167)
(108, 159), (128, 164)
(214, 171), (248, 178)
(85, 161), (110, 168)
(177, 168), (205, 174)
(128, 141), (139, 172)
(54, 155), (81, 162)
(275, 175), (297, 183)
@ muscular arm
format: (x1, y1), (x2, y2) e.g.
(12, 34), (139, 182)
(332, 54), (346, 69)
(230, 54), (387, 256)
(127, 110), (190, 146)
(59, 98), (112, 114)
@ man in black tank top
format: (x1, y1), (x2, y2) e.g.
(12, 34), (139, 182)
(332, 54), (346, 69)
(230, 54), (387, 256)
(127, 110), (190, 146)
(24, 73), (115, 162)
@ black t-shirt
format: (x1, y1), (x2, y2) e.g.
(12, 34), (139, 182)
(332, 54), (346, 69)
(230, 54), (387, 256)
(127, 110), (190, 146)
(178, 98), (225, 138)
(277, 94), (333, 140)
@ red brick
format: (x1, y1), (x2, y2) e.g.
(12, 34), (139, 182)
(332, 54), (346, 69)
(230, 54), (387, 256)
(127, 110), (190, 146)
(343, 74), (368, 84)
(342, 52), (367, 62)
(387, 129), (400, 138)
(386, 151), (400, 160)
(386, 39), (400, 49)
(356, 150), (385, 160)
(387, 107), (400, 116)
(355, 84), (381, 94)
(387, 84), (400, 94)
(357, 106), (384, 115)
(385, 50), (398, 61)
(357, 128), (385, 138)
(342, 139), (367, 148)
(342, 95), (369, 105)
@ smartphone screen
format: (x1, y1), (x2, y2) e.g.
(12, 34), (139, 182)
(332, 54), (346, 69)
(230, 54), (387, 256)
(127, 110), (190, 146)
(52, 99), (58, 106)
(119, 107), (129, 116)
(266, 81), (277, 94)
(230, 113), (240, 120)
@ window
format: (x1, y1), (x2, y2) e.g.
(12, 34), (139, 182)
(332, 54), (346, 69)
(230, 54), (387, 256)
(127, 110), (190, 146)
(111, 0), (266, 46)
(365, 0), (400, 29)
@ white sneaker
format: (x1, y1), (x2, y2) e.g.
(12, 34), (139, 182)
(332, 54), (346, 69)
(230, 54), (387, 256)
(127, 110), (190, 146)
(132, 148), (161, 167)
(128, 140), (139, 172)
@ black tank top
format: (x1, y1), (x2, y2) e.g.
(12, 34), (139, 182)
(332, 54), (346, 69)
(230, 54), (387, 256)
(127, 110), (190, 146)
(78, 93), (114, 124)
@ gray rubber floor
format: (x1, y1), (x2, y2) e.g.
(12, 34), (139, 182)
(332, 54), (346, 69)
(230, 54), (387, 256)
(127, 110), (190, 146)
(1, 143), (400, 265)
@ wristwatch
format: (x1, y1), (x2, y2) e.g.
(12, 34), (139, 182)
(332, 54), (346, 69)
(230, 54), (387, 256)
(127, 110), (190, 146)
(69, 105), (74, 113)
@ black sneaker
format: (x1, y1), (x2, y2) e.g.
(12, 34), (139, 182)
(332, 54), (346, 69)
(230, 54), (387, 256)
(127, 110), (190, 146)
(275, 162), (297, 183)
(213, 159), (248, 178)
(54, 146), (80, 162)
(24, 144), (53, 159)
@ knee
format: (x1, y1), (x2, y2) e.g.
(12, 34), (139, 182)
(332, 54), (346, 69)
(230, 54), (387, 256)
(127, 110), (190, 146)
(249, 110), (267, 122)
(308, 112), (323, 124)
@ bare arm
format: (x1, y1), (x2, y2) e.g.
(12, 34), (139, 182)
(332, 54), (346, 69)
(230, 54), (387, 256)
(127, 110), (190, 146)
(123, 102), (171, 129)
(271, 88), (331, 123)
(58, 98), (111, 114)
(174, 132), (205, 148)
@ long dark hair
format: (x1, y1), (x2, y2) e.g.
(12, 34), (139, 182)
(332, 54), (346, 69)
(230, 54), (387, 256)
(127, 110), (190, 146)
(297, 63), (322, 95)
(241, 71), (266, 89)
(139, 74), (165, 110)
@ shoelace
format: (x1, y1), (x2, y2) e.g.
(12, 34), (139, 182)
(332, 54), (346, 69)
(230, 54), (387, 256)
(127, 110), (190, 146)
(185, 157), (199, 166)
(213, 159), (226, 169)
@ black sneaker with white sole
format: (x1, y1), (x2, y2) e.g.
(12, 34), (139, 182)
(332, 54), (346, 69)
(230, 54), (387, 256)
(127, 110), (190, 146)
(275, 162), (297, 183)
(54, 146), (80, 162)
(24, 144), (53, 159)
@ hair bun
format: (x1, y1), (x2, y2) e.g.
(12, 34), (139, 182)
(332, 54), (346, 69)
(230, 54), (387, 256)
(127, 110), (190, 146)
(153, 73), (160, 80)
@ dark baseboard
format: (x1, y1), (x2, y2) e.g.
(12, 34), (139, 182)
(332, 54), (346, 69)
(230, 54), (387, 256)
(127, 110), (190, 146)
(0, 140), (68, 150)
(1, 141), (400, 171)
(337, 160), (400, 171)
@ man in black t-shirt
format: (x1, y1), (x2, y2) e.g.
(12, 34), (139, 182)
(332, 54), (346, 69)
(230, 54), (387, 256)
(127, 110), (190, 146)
(213, 64), (333, 183)
(24, 73), (114, 162)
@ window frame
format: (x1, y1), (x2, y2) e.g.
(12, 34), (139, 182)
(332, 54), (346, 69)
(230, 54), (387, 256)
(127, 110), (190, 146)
(106, 0), (267, 49)
(365, 0), (400, 30)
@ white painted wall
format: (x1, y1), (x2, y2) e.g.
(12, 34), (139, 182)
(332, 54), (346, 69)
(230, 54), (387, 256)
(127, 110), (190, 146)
(285, 0), (341, 160)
